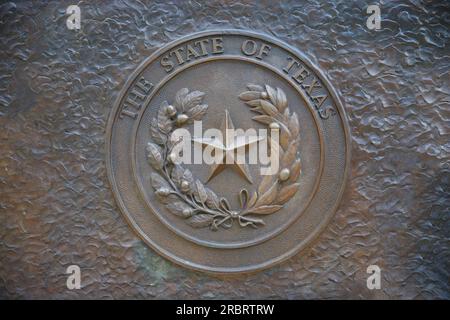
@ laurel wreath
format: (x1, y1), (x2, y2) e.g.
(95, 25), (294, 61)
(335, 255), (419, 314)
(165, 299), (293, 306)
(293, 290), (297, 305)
(146, 84), (301, 230)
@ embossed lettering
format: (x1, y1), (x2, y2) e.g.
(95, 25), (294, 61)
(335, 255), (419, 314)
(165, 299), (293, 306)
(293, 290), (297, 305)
(283, 57), (297, 73)
(242, 40), (258, 56)
(241, 40), (271, 60)
(160, 38), (225, 73)
(120, 77), (154, 119)
(135, 77), (153, 93)
(256, 43), (271, 60)
(160, 55), (174, 73)
(211, 37), (224, 54)
(293, 66), (310, 84)
(312, 94), (327, 108)
(194, 39), (210, 56)
(186, 44), (201, 61)
(282, 56), (335, 119)
(283, 57), (310, 84)
(170, 47), (185, 65)
(318, 105), (336, 119)
(303, 78), (321, 95)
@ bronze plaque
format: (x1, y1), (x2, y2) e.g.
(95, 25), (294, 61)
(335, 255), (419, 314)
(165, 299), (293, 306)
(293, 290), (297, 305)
(106, 30), (350, 273)
(1, 1), (449, 299)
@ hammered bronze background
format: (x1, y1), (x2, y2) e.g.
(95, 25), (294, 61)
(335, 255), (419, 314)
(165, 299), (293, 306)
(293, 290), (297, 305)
(0, 0), (449, 298)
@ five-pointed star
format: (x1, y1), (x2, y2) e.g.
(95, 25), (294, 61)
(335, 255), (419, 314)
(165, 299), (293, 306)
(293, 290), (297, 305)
(193, 110), (263, 184)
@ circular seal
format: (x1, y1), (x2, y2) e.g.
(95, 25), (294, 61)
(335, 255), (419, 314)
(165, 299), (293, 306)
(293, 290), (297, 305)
(106, 30), (350, 273)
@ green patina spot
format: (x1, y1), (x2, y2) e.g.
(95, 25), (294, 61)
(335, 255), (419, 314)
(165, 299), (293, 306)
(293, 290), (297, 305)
(134, 241), (187, 282)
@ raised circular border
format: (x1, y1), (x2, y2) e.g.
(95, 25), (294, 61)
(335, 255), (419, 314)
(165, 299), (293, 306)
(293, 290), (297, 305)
(106, 29), (351, 274)
(130, 55), (326, 249)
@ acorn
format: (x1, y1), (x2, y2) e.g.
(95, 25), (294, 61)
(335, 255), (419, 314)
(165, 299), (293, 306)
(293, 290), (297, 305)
(269, 122), (280, 130)
(180, 180), (190, 193)
(279, 168), (290, 181)
(261, 92), (268, 99)
(176, 114), (189, 126)
(168, 152), (177, 163)
(165, 104), (177, 117)
(155, 188), (170, 197)
(182, 208), (193, 217)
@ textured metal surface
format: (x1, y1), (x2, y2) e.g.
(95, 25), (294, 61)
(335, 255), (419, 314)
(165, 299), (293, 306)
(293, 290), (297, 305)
(0, 0), (449, 298)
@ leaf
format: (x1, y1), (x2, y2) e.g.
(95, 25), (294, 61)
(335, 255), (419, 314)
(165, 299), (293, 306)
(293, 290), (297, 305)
(175, 88), (189, 111)
(265, 85), (278, 106)
(252, 115), (274, 125)
(205, 188), (220, 209)
(187, 214), (213, 228)
(150, 118), (166, 144)
(146, 142), (163, 171)
(187, 104), (208, 121)
(258, 173), (275, 195)
(256, 181), (278, 206)
(157, 193), (178, 204)
(195, 180), (208, 204)
(288, 112), (299, 137)
(282, 139), (299, 168)
(288, 160), (301, 183)
(268, 137), (284, 163)
(277, 183), (300, 205)
(280, 128), (290, 150)
(247, 83), (264, 92)
(277, 120), (291, 134)
(150, 172), (170, 190)
(183, 168), (194, 184)
(276, 87), (287, 112)
(250, 107), (264, 114)
(183, 90), (205, 110)
(260, 100), (278, 117)
(248, 205), (282, 215)
(157, 101), (172, 133)
(245, 99), (262, 107)
(166, 201), (192, 218)
(247, 191), (258, 209)
(171, 164), (184, 186)
(239, 91), (261, 101)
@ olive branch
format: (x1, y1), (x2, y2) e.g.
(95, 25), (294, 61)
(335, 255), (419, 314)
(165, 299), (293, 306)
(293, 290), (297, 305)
(146, 85), (301, 231)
